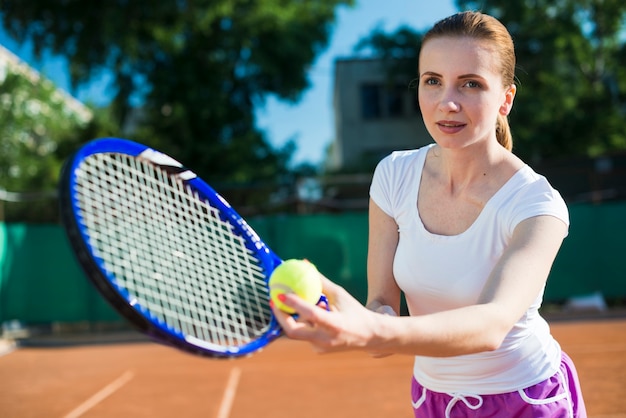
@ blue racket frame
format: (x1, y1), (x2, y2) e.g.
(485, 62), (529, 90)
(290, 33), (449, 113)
(60, 137), (285, 358)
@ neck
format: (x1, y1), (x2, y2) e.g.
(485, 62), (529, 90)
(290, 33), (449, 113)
(430, 142), (509, 192)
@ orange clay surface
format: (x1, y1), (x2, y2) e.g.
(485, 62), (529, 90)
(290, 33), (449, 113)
(0, 318), (624, 418)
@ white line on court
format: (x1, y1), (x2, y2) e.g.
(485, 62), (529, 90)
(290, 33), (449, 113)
(63, 370), (135, 418)
(216, 367), (242, 418)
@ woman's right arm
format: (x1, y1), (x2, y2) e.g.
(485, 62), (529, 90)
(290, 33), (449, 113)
(366, 199), (401, 316)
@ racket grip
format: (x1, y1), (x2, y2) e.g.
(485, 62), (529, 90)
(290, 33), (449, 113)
(317, 294), (330, 311)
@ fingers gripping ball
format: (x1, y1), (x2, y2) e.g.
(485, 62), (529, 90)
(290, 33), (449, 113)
(269, 259), (322, 314)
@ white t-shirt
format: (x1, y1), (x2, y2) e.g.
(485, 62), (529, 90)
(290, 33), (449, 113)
(369, 144), (570, 394)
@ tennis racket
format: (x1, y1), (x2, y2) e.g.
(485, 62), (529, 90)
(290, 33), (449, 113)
(60, 137), (301, 358)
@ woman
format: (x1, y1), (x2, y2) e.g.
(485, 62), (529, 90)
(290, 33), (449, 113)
(272, 11), (586, 417)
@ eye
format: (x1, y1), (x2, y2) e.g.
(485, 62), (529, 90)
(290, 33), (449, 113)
(463, 80), (482, 88)
(423, 77), (440, 86)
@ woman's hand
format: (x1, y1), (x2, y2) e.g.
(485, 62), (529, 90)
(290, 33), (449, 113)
(271, 276), (385, 354)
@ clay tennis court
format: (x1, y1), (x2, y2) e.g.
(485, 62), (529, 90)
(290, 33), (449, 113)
(1, 317), (625, 418)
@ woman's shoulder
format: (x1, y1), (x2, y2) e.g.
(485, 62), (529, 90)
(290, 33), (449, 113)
(497, 164), (569, 230)
(513, 164), (559, 192)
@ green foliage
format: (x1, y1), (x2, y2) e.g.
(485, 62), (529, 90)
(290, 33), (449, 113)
(1, 0), (354, 188)
(354, 26), (423, 88)
(0, 64), (95, 222)
(0, 70), (87, 193)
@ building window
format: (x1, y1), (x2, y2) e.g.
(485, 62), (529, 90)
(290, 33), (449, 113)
(386, 85), (406, 118)
(361, 84), (381, 119)
(361, 83), (412, 119)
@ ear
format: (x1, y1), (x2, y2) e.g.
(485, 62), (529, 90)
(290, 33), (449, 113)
(499, 84), (516, 116)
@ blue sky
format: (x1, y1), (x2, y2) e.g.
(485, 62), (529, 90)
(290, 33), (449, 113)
(0, 0), (457, 165)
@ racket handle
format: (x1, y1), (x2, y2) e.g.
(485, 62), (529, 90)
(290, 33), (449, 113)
(281, 295), (330, 322)
(317, 294), (330, 311)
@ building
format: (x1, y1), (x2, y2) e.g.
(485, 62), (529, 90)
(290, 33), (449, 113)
(329, 57), (431, 172)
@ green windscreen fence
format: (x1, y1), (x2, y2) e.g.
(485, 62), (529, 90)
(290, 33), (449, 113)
(0, 224), (121, 323)
(1, 201), (625, 325)
(548, 201), (626, 300)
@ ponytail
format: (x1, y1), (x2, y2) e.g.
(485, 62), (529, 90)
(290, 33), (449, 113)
(496, 114), (513, 151)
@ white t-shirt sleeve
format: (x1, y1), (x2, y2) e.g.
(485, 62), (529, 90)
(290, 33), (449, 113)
(369, 154), (395, 217)
(504, 171), (570, 237)
(370, 148), (427, 218)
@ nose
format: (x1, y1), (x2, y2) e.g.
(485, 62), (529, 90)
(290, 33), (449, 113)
(440, 100), (460, 112)
(438, 88), (461, 112)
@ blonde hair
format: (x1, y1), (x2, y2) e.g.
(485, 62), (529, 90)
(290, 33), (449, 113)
(422, 12), (515, 151)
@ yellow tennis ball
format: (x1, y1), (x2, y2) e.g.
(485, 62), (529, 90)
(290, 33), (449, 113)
(269, 259), (322, 314)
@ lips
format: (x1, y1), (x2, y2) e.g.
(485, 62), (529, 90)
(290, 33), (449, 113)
(436, 120), (466, 134)
(438, 120), (465, 127)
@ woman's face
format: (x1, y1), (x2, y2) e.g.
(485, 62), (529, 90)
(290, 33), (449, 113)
(418, 36), (515, 150)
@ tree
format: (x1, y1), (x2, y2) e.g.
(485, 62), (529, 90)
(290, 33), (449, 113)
(355, 1), (626, 162)
(1, 0), (354, 191)
(0, 58), (98, 221)
(354, 25), (423, 82)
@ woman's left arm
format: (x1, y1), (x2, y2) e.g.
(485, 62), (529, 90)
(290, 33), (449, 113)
(474, 214), (568, 345)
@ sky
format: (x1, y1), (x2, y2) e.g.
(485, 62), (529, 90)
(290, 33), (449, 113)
(0, 0), (457, 166)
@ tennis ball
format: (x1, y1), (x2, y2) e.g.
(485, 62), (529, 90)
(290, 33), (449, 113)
(269, 259), (322, 314)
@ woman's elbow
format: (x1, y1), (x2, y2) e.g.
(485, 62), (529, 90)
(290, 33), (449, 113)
(479, 311), (514, 352)
(481, 331), (507, 352)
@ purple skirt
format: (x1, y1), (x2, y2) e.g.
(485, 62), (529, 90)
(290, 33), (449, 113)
(411, 351), (587, 418)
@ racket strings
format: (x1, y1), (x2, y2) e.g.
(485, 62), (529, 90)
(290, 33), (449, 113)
(74, 152), (272, 348)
